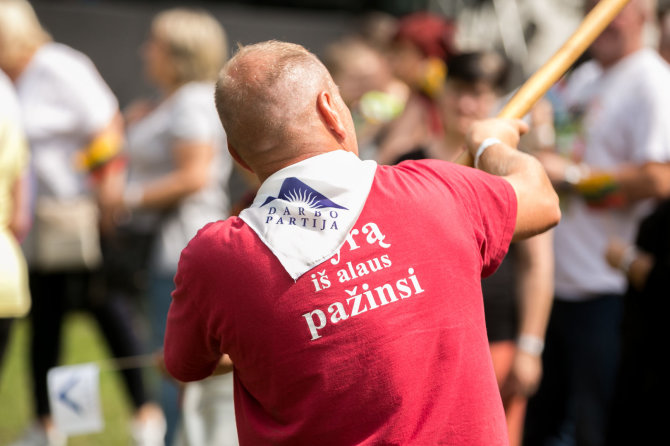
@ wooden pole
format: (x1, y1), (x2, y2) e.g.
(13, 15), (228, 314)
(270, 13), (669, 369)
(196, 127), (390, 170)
(457, 0), (631, 166)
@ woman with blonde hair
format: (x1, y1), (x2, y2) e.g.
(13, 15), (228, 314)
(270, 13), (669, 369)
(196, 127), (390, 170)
(0, 0), (51, 80)
(1, 1), (166, 445)
(108, 8), (236, 445)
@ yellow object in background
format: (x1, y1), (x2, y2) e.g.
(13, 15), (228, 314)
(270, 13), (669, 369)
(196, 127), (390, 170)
(75, 131), (122, 172)
(0, 117), (31, 317)
(419, 57), (446, 99)
(359, 90), (405, 125)
(0, 232), (30, 317)
(576, 172), (625, 208)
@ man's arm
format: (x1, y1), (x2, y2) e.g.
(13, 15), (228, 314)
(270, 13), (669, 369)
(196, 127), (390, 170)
(164, 231), (226, 382)
(606, 238), (655, 291)
(616, 162), (670, 201)
(85, 113), (126, 235)
(508, 230), (554, 396)
(466, 119), (561, 241)
(536, 155), (670, 206)
(156, 352), (234, 381)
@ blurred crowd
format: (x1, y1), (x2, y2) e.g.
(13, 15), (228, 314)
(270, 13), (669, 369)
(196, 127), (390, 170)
(1, 0), (670, 445)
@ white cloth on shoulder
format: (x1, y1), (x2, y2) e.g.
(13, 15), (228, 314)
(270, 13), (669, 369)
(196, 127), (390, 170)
(240, 150), (377, 280)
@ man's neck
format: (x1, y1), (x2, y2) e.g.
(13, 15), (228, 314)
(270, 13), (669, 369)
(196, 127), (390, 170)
(255, 147), (351, 184)
(599, 40), (643, 69)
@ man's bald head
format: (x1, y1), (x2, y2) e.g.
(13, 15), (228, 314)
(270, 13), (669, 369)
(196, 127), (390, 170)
(215, 41), (351, 174)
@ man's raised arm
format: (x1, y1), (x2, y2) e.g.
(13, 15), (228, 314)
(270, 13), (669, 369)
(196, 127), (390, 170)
(466, 118), (561, 241)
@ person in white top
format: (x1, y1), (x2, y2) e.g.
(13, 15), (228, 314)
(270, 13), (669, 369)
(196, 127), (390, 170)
(104, 8), (236, 446)
(0, 1), (164, 445)
(527, 1), (670, 445)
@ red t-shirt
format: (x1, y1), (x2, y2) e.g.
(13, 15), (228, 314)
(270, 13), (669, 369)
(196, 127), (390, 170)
(165, 160), (517, 445)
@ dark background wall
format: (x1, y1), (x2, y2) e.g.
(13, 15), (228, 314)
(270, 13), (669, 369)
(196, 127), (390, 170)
(31, 0), (417, 108)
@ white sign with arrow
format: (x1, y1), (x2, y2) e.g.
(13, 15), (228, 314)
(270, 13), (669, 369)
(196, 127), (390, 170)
(47, 363), (104, 435)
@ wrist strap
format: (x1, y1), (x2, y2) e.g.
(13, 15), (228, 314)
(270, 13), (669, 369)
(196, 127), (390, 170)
(517, 334), (545, 356)
(474, 137), (502, 169)
(564, 162), (590, 185)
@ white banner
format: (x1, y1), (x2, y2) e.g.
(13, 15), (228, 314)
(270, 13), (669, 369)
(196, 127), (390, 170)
(47, 363), (104, 435)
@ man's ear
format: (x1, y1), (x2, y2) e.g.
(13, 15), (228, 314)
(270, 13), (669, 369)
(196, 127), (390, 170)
(316, 90), (347, 141)
(227, 142), (254, 173)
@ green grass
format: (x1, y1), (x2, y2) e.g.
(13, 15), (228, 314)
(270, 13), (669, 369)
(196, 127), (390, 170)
(0, 313), (135, 445)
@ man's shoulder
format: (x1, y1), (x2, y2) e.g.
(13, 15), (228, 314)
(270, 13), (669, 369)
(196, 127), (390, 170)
(634, 50), (670, 89)
(21, 43), (116, 108)
(32, 43), (97, 78)
(371, 160), (514, 220)
(603, 50), (670, 95)
(178, 216), (261, 276)
(186, 216), (255, 253)
(376, 158), (497, 189)
(630, 49), (670, 70)
(377, 158), (467, 177)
